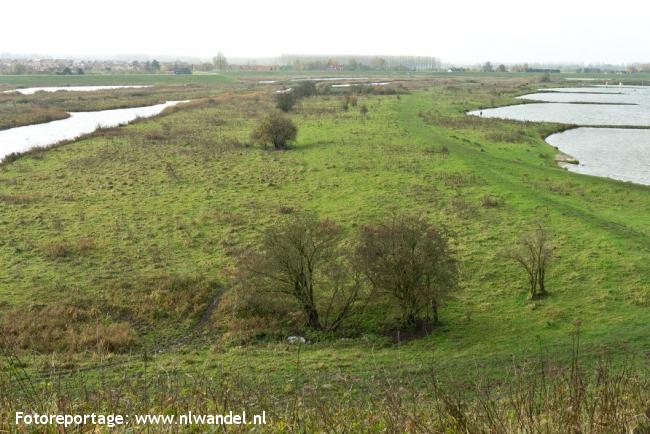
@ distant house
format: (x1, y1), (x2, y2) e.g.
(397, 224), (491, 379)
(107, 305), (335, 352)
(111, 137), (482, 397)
(173, 67), (192, 75)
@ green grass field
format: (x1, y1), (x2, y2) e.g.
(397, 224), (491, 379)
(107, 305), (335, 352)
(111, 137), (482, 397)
(0, 73), (233, 88)
(0, 73), (648, 431)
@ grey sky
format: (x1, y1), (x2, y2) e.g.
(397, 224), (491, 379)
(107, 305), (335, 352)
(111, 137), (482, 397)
(2, 0), (649, 64)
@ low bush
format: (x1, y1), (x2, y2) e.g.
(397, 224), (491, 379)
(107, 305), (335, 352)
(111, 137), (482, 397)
(250, 111), (298, 150)
(43, 241), (73, 259)
(480, 194), (502, 208)
(275, 91), (296, 112)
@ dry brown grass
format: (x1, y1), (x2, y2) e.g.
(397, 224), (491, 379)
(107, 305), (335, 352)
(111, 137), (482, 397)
(0, 274), (218, 354)
(43, 241), (73, 259)
(0, 100), (69, 130)
(480, 194), (502, 208)
(0, 193), (33, 204)
(0, 342), (647, 433)
(69, 322), (137, 353)
(0, 302), (101, 352)
(77, 236), (95, 253)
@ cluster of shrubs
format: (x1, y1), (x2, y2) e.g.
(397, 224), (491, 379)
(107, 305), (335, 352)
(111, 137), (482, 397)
(231, 212), (459, 334)
(340, 95), (369, 115)
(276, 80), (404, 113)
(252, 93), (369, 151)
(275, 81), (318, 112)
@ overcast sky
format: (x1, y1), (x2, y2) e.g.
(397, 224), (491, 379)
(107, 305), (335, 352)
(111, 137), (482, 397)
(2, 0), (649, 64)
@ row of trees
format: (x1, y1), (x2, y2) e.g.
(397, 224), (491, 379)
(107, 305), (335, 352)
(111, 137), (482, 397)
(57, 67), (85, 75)
(279, 55), (442, 71)
(233, 209), (554, 332)
(236, 213), (459, 331)
(481, 62), (559, 74)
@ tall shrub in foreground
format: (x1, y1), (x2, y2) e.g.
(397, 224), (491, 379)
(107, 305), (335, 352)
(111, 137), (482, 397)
(355, 215), (459, 327)
(250, 111), (297, 150)
(237, 212), (364, 331)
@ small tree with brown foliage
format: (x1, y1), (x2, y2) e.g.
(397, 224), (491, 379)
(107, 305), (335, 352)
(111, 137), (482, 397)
(251, 111), (298, 150)
(237, 212), (363, 331)
(507, 223), (553, 299)
(355, 215), (458, 327)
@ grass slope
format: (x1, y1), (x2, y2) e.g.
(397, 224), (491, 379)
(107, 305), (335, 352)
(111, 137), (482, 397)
(0, 76), (648, 397)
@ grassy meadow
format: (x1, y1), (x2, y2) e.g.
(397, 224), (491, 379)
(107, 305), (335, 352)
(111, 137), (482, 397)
(0, 72), (648, 432)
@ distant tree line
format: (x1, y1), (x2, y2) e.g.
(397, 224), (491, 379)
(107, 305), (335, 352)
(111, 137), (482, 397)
(4, 54), (650, 75)
(279, 54), (442, 71)
(481, 62), (559, 73)
(57, 67), (84, 75)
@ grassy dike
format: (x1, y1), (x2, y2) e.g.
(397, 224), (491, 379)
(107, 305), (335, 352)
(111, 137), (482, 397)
(0, 75), (648, 430)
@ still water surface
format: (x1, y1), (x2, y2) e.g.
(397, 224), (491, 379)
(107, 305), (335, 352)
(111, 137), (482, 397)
(468, 86), (650, 185)
(547, 128), (650, 185)
(0, 101), (186, 161)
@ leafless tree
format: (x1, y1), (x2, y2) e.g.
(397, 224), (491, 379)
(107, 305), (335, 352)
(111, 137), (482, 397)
(507, 224), (553, 298)
(237, 213), (364, 331)
(355, 215), (459, 327)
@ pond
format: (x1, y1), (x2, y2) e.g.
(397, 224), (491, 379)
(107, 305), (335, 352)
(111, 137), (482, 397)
(547, 128), (650, 185)
(468, 86), (650, 185)
(0, 101), (186, 161)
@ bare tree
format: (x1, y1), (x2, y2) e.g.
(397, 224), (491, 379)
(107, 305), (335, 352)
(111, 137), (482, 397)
(355, 215), (459, 327)
(507, 224), (553, 298)
(237, 213), (364, 331)
(213, 52), (228, 71)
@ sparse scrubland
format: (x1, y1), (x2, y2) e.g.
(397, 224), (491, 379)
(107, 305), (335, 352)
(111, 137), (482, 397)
(0, 73), (648, 432)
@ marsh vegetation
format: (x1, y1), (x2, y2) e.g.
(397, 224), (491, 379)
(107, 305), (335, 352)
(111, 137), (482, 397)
(0, 72), (648, 432)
